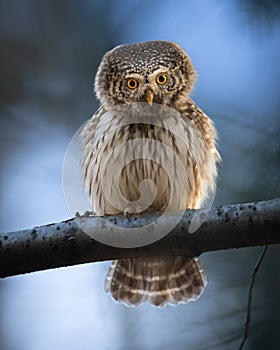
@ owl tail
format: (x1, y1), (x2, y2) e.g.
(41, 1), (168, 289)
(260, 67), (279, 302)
(104, 256), (207, 307)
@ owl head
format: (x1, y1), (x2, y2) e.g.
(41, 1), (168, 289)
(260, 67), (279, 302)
(95, 41), (197, 108)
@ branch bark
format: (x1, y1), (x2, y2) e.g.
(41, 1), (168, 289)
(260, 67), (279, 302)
(0, 198), (279, 278)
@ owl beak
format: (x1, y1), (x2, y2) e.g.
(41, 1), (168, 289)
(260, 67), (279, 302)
(145, 90), (153, 106)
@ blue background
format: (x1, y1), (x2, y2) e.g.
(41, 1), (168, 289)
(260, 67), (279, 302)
(0, 1), (279, 349)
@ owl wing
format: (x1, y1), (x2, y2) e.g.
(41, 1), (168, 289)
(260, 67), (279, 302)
(81, 106), (108, 215)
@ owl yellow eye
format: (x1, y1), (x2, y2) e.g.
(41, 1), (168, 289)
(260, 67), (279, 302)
(156, 74), (167, 85)
(127, 78), (138, 89)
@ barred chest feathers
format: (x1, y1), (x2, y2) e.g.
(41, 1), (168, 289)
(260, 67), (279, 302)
(82, 101), (218, 216)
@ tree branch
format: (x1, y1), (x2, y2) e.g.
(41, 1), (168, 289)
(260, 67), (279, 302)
(0, 198), (279, 278)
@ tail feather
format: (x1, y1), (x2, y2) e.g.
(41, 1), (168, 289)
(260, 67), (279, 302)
(105, 257), (206, 307)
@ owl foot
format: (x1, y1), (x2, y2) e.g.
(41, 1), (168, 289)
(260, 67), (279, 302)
(124, 206), (142, 221)
(160, 204), (167, 214)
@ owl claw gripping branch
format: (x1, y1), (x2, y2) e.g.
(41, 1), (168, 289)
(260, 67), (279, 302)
(81, 41), (220, 307)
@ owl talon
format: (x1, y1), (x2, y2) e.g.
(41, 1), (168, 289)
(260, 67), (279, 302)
(124, 209), (131, 221)
(136, 206), (142, 216)
(124, 205), (143, 221)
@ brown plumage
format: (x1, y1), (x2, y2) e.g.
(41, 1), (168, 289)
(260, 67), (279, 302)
(81, 41), (220, 307)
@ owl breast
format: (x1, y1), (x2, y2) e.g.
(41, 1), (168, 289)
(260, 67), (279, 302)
(82, 103), (218, 216)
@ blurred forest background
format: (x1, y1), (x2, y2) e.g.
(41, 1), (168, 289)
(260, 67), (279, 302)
(0, 0), (279, 349)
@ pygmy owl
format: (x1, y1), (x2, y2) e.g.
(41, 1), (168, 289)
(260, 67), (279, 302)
(82, 41), (220, 306)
